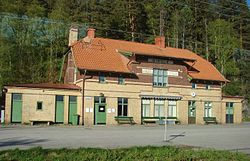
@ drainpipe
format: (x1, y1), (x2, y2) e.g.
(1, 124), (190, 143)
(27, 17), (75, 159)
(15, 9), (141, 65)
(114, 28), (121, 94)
(81, 70), (93, 125)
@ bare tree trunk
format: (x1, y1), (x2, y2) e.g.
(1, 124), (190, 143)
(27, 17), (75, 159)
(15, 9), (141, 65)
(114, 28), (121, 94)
(205, 18), (209, 61)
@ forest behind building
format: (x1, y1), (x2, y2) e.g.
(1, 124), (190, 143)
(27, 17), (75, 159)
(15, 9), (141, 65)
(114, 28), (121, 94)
(0, 0), (250, 113)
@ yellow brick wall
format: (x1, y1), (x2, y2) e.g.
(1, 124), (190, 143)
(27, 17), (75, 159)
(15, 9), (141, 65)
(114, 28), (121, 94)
(4, 81), (243, 125)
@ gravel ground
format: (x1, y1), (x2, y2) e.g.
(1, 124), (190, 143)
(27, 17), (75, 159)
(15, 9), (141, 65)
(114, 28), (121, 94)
(0, 123), (250, 154)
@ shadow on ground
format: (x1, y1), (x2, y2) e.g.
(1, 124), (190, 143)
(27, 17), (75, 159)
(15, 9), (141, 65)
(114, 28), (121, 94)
(0, 137), (48, 147)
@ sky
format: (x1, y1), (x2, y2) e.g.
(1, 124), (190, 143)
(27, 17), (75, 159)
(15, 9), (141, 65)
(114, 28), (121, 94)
(248, 0), (250, 7)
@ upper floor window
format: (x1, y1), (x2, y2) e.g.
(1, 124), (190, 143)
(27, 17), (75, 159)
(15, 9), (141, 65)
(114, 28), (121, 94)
(118, 76), (125, 85)
(99, 74), (106, 83)
(148, 58), (173, 64)
(205, 84), (210, 90)
(153, 69), (167, 87)
(192, 83), (197, 89)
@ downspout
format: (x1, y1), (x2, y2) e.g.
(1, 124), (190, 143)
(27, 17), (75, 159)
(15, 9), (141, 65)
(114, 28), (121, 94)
(81, 69), (93, 125)
(81, 70), (86, 125)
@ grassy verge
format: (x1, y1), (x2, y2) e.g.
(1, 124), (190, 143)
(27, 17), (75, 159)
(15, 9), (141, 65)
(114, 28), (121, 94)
(243, 117), (250, 122)
(0, 146), (249, 161)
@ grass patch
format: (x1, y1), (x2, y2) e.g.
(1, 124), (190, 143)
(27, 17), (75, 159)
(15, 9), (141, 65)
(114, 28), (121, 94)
(243, 117), (250, 122)
(0, 146), (249, 161)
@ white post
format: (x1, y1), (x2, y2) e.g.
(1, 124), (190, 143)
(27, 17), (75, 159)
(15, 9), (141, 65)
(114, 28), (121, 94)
(1, 110), (4, 123)
(164, 102), (168, 142)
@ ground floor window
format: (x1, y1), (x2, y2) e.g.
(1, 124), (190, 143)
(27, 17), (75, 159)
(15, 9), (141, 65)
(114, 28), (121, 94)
(168, 100), (177, 117)
(142, 99), (150, 117)
(226, 102), (234, 114)
(118, 98), (128, 116)
(204, 101), (212, 117)
(154, 100), (165, 117)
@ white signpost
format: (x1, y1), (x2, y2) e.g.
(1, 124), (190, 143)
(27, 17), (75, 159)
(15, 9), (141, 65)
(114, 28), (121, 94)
(1, 110), (4, 123)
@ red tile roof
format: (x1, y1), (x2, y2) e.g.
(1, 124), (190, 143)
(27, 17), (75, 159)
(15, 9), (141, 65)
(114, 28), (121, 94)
(6, 83), (81, 90)
(72, 37), (228, 82)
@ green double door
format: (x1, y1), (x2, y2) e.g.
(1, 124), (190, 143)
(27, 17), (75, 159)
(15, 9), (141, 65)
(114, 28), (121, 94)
(68, 96), (77, 124)
(188, 101), (196, 124)
(226, 102), (234, 124)
(11, 94), (22, 123)
(55, 95), (64, 123)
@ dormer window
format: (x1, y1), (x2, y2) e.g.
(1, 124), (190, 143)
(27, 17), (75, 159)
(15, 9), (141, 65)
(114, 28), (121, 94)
(192, 83), (197, 89)
(118, 76), (125, 85)
(153, 69), (167, 87)
(205, 84), (210, 90)
(99, 74), (106, 83)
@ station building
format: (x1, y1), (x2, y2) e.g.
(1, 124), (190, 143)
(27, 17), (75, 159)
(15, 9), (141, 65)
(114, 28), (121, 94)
(3, 28), (243, 126)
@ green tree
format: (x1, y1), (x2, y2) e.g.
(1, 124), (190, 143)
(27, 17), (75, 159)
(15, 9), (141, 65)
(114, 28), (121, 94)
(208, 19), (239, 76)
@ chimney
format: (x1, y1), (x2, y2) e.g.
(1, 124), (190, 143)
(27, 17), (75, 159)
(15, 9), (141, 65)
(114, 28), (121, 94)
(68, 27), (78, 46)
(155, 36), (165, 48)
(87, 28), (95, 39)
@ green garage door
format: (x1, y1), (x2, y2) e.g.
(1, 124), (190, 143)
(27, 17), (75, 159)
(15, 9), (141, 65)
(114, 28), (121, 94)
(11, 93), (22, 123)
(55, 95), (64, 123)
(68, 96), (77, 124)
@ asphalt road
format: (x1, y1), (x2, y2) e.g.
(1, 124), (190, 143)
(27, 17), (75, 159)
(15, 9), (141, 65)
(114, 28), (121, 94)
(1, 123), (250, 154)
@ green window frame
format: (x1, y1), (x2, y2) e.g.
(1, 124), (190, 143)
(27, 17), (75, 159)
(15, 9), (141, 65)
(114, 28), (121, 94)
(204, 101), (212, 117)
(118, 76), (125, 85)
(37, 101), (43, 110)
(153, 69), (167, 87)
(154, 100), (165, 117)
(142, 99), (150, 117)
(99, 74), (106, 83)
(118, 98), (128, 116)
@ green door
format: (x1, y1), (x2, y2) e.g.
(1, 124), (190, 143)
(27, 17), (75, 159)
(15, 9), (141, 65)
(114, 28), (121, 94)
(11, 94), (22, 123)
(226, 102), (234, 123)
(55, 95), (64, 123)
(68, 96), (77, 124)
(95, 103), (106, 125)
(188, 101), (196, 124)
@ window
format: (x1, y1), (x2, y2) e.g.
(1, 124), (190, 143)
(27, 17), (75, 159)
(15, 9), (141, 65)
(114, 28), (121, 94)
(56, 95), (64, 102)
(37, 101), (43, 110)
(69, 96), (77, 102)
(153, 69), (167, 87)
(142, 99), (150, 117)
(192, 83), (197, 89)
(94, 96), (106, 104)
(188, 101), (196, 117)
(99, 74), (106, 83)
(205, 84), (210, 90)
(13, 94), (22, 101)
(118, 98), (128, 116)
(204, 101), (212, 117)
(154, 100), (165, 117)
(118, 76), (125, 85)
(168, 100), (177, 117)
(226, 102), (234, 114)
